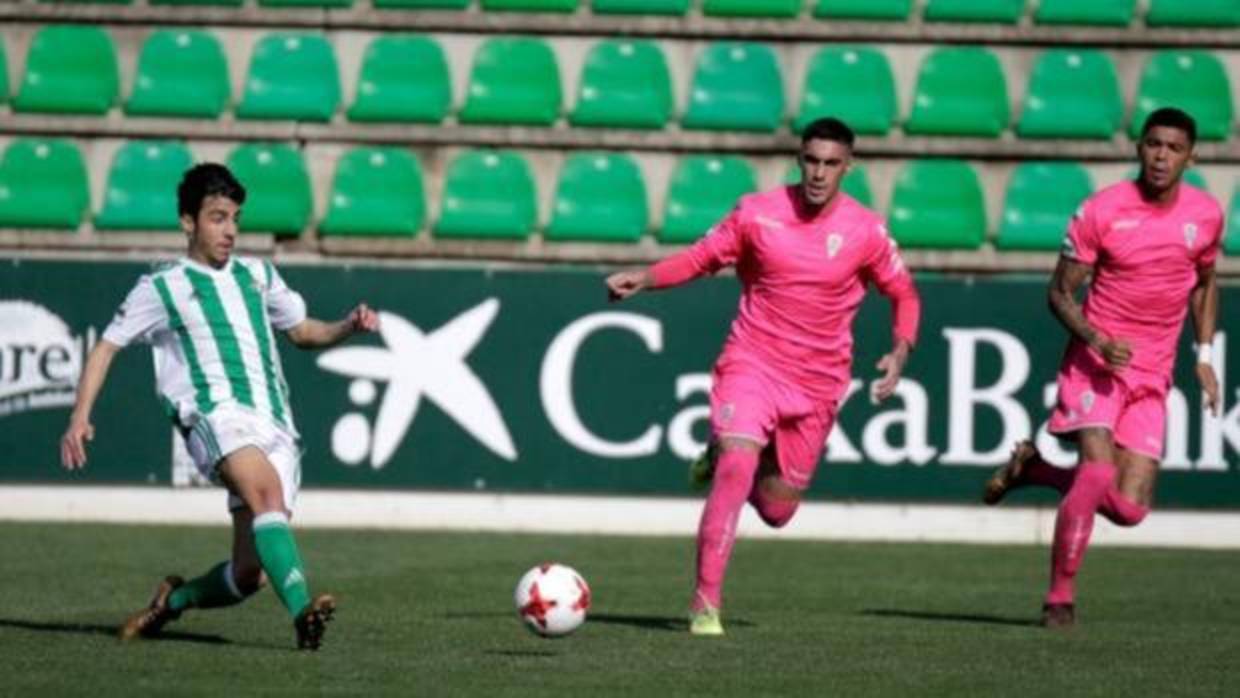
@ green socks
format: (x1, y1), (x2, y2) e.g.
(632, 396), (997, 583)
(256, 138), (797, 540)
(252, 511), (312, 617)
(168, 561), (246, 612)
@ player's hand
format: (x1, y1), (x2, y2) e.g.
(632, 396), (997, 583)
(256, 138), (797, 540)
(1196, 362), (1220, 416)
(60, 417), (94, 470)
(606, 269), (652, 302)
(349, 303), (380, 333)
(871, 342), (911, 404)
(1098, 337), (1132, 370)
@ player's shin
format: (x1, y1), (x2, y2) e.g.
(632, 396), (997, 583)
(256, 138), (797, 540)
(168, 561), (249, 612)
(1047, 462), (1114, 604)
(694, 448), (761, 610)
(252, 512), (313, 617)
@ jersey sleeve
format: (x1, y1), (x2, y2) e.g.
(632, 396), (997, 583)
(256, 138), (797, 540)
(264, 261), (308, 331)
(1195, 203), (1225, 269)
(861, 219), (920, 346)
(649, 200), (748, 288)
(1062, 199), (1102, 265)
(102, 275), (169, 347)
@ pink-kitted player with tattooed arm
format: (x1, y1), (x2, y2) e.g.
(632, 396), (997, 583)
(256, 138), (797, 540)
(984, 107), (1224, 628)
(606, 118), (921, 636)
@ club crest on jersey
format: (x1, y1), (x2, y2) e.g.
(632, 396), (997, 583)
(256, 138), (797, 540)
(1184, 223), (1198, 248)
(826, 233), (843, 259)
(1080, 390), (1095, 414)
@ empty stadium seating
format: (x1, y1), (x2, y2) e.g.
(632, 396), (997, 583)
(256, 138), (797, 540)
(0, 139), (90, 229)
(14, 26), (118, 115)
(570, 40), (673, 130)
(434, 150), (538, 239)
(1146, 0), (1240, 27)
(660, 156), (756, 243)
(96, 141), (194, 231)
(1017, 50), (1123, 139)
(1226, 188), (1240, 255)
(795, 46), (896, 135)
(320, 147), (425, 237)
(702, 0), (801, 18)
(126, 30), (230, 119)
(546, 153), (647, 242)
(888, 160), (986, 249)
(373, 0), (469, 7)
(682, 43), (784, 133)
(905, 47), (1009, 137)
(481, 0), (579, 11)
(348, 35), (452, 123)
(1128, 51), (1234, 141)
(458, 38), (561, 126)
(226, 143), (312, 235)
(924, 0), (1025, 24)
(237, 33), (340, 122)
(1034, 0), (1135, 25)
(592, 0), (689, 14)
(813, 0), (911, 20)
(997, 162), (1093, 251)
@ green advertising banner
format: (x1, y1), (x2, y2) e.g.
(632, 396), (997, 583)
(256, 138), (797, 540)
(3, 258), (1239, 507)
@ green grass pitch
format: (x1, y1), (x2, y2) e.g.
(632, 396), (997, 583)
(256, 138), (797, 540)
(1, 522), (1237, 696)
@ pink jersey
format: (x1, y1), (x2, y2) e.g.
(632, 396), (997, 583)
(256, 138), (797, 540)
(1063, 180), (1224, 378)
(651, 186), (919, 402)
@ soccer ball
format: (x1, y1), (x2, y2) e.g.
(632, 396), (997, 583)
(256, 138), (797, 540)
(514, 563), (590, 637)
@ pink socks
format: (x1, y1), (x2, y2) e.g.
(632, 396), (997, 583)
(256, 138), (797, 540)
(694, 448), (760, 611)
(1047, 461), (1150, 605)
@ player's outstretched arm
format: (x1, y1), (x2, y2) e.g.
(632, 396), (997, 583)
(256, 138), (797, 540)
(60, 340), (121, 470)
(1048, 256), (1131, 370)
(606, 269), (654, 302)
(1189, 265), (1220, 415)
(286, 303), (380, 349)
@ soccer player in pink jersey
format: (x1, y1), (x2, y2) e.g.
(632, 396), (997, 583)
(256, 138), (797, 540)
(983, 108), (1224, 628)
(606, 118), (921, 636)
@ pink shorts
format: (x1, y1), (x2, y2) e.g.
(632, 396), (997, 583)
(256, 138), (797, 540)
(1047, 342), (1170, 460)
(709, 356), (838, 490)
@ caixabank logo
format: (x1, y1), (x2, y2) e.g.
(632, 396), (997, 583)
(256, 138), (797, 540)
(0, 300), (94, 418)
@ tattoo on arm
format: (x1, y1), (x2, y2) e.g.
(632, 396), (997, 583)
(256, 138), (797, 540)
(1047, 256), (1100, 348)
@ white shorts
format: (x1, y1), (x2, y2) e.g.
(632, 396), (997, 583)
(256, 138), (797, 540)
(182, 405), (302, 513)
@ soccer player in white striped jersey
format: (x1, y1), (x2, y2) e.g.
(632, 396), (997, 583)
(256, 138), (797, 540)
(59, 163), (379, 651)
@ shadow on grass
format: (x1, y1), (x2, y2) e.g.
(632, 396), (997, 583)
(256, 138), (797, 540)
(0, 618), (231, 645)
(485, 649), (560, 658)
(861, 609), (1038, 628)
(446, 611), (754, 632)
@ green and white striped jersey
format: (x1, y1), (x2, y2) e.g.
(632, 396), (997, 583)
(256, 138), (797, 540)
(103, 256), (307, 435)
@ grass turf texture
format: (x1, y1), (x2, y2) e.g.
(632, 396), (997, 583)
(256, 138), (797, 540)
(0, 523), (1236, 696)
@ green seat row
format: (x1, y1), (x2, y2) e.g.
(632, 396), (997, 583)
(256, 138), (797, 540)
(5, 28), (1234, 140)
(1, 139), (1224, 254)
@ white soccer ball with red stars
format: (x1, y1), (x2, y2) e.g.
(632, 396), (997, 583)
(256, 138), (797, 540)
(514, 563), (590, 637)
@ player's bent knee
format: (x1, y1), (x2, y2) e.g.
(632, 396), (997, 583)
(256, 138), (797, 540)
(232, 563), (266, 595)
(754, 498), (799, 528)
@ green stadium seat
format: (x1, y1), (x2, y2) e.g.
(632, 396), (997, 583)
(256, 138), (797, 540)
(125, 30), (230, 119)
(319, 148), (424, 237)
(1128, 51), (1234, 141)
(226, 144), (312, 236)
(682, 43), (784, 133)
(151, 0), (243, 5)
(795, 46), (896, 135)
(924, 0), (1025, 23)
(95, 141), (194, 231)
(1034, 0), (1134, 25)
(997, 162), (1092, 251)
(14, 26), (118, 115)
(481, 0), (578, 10)
(784, 163), (873, 208)
(348, 35), (451, 123)
(889, 160), (985, 250)
(570, 40), (672, 130)
(1225, 188), (1240, 255)
(592, 0), (689, 14)
(373, 0), (468, 7)
(703, 0), (801, 18)
(0, 139), (90, 229)
(547, 153), (647, 242)
(434, 150), (538, 239)
(458, 38), (561, 126)
(1146, 1), (1239, 27)
(813, 0), (911, 20)
(1017, 50), (1122, 139)
(237, 33), (340, 122)
(660, 156), (756, 243)
(259, 0), (353, 6)
(905, 47), (1008, 137)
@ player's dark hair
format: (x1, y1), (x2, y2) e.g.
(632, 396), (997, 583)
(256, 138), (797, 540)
(1140, 107), (1197, 145)
(178, 163), (246, 218)
(800, 117), (855, 150)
